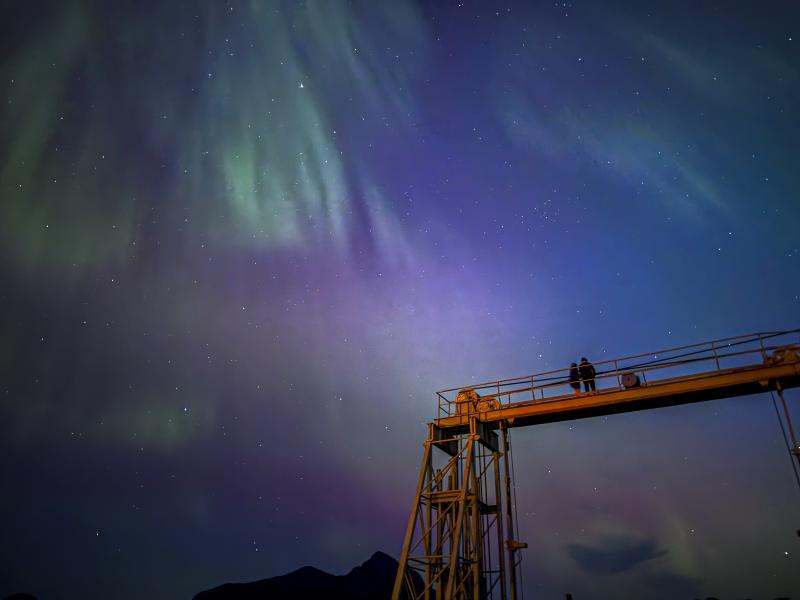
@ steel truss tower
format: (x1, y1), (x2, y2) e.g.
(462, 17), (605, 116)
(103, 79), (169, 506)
(391, 418), (525, 600)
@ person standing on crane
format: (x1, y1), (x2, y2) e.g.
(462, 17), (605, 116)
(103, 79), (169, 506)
(579, 357), (596, 393)
(568, 362), (581, 395)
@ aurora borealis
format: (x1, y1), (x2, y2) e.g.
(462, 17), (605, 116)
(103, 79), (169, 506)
(1, 1), (799, 599)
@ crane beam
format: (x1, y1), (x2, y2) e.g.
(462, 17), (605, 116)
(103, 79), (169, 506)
(436, 360), (800, 431)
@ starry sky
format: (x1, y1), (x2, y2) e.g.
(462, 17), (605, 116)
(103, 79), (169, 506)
(1, 1), (799, 599)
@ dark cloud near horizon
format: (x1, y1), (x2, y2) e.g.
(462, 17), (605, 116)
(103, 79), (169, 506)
(566, 535), (668, 575)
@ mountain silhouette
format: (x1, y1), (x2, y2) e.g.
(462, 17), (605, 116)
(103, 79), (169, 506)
(193, 550), (423, 600)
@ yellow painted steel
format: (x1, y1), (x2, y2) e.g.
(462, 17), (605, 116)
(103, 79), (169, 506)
(437, 361), (800, 431)
(392, 330), (800, 600)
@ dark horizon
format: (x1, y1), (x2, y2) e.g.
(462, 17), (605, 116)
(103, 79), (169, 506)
(1, 1), (799, 599)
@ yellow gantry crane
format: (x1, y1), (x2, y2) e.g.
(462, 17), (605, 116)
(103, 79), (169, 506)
(391, 330), (800, 600)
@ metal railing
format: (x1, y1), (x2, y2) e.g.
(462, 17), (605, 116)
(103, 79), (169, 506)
(435, 329), (800, 418)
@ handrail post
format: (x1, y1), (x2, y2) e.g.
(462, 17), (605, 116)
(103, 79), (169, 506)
(531, 376), (535, 402)
(614, 360), (621, 389)
(711, 341), (721, 370)
(758, 334), (767, 362)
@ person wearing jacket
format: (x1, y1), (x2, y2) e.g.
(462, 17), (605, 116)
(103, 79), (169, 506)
(568, 362), (582, 395)
(579, 357), (596, 393)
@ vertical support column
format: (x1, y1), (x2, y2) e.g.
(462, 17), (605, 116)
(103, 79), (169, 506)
(444, 435), (475, 599)
(436, 471), (444, 600)
(471, 460), (481, 599)
(493, 447), (508, 600)
(501, 424), (518, 600)
(424, 431), (433, 600)
(448, 468), (457, 592)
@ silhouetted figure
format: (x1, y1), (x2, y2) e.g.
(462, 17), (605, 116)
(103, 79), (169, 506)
(568, 363), (581, 395)
(579, 357), (596, 392)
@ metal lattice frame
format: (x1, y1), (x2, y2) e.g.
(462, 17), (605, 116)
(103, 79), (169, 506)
(393, 329), (800, 600)
(392, 418), (524, 600)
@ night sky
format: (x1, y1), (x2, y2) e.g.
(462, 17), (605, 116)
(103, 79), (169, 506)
(1, 1), (799, 599)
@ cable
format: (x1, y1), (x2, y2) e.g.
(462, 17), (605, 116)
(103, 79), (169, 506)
(770, 391), (800, 495)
